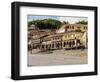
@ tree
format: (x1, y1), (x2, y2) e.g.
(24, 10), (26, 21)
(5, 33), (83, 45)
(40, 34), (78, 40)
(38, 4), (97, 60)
(76, 20), (88, 25)
(63, 21), (69, 24)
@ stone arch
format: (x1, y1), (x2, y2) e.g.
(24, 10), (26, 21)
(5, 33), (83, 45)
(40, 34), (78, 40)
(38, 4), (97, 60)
(69, 41), (72, 47)
(52, 43), (54, 48)
(42, 45), (44, 49)
(77, 39), (80, 44)
(49, 44), (51, 49)
(72, 40), (75, 46)
(57, 42), (60, 48)
(63, 42), (66, 47)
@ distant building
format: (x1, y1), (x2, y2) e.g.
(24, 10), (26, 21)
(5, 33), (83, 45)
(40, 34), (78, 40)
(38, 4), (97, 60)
(29, 24), (37, 29)
(56, 24), (87, 33)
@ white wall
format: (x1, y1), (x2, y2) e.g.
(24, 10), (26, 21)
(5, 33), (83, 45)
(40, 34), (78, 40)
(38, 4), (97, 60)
(0, 0), (99, 82)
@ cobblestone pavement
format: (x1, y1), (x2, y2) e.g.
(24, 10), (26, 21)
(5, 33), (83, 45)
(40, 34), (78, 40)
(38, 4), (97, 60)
(28, 49), (88, 66)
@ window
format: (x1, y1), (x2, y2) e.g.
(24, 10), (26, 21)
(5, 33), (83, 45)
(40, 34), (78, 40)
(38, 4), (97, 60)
(77, 27), (80, 29)
(52, 43), (54, 48)
(46, 45), (48, 48)
(66, 26), (69, 28)
(72, 26), (74, 29)
(84, 27), (86, 29)
(41, 45), (44, 48)
(50, 44), (51, 48)
(84, 26), (87, 30)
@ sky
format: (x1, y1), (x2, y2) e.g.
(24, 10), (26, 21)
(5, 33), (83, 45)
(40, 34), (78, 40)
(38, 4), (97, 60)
(28, 15), (87, 24)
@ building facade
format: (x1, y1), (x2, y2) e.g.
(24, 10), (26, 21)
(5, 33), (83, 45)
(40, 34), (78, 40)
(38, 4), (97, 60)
(28, 24), (88, 51)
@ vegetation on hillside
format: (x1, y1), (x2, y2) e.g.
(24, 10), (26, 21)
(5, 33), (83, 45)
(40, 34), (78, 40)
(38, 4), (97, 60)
(28, 19), (63, 29)
(76, 20), (88, 25)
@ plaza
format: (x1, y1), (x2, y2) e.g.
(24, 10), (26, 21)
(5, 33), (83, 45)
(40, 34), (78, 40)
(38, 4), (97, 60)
(28, 49), (87, 66)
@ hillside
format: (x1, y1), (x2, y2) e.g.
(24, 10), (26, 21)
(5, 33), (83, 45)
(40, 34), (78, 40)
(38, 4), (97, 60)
(28, 19), (63, 29)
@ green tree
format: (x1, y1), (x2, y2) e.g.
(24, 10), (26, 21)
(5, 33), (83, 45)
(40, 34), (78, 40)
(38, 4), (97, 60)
(76, 20), (88, 24)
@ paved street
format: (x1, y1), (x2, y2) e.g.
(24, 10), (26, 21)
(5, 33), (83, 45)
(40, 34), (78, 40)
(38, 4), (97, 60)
(28, 49), (87, 66)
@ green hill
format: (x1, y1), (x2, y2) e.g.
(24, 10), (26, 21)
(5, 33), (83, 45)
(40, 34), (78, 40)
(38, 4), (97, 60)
(28, 19), (63, 29)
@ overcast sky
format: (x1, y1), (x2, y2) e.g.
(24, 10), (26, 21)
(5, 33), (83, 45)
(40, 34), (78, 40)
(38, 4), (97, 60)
(28, 15), (87, 24)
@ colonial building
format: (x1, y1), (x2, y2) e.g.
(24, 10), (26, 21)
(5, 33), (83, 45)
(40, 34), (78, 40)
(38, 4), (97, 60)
(40, 24), (87, 50)
(40, 33), (63, 50)
(56, 24), (87, 33)
(28, 24), (88, 51)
